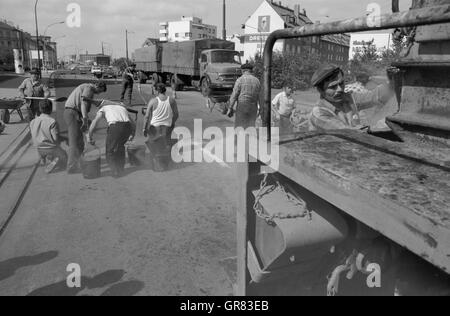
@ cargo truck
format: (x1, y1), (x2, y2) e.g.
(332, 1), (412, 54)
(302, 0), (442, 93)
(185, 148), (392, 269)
(238, 0), (450, 296)
(133, 39), (242, 103)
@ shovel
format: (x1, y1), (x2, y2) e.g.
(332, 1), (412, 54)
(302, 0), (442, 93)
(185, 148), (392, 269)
(25, 96), (68, 102)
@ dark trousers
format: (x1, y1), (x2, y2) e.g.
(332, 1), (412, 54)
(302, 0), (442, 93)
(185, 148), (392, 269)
(120, 80), (133, 105)
(279, 114), (293, 135)
(106, 122), (132, 173)
(64, 108), (84, 172)
(235, 102), (258, 129)
(38, 146), (68, 170)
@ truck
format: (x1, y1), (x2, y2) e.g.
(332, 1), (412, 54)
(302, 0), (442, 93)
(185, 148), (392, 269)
(238, 0), (450, 296)
(133, 39), (242, 103)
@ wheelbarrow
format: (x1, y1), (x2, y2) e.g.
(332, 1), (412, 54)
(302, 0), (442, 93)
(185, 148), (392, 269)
(0, 98), (25, 123)
(0, 97), (68, 124)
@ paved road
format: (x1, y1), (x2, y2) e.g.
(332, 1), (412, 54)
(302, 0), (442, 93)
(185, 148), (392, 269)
(0, 82), (240, 296)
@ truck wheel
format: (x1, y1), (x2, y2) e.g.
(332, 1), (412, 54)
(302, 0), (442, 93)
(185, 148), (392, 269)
(153, 73), (162, 84)
(171, 75), (183, 91)
(0, 109), (10, 124)
(201, 78), (211, 97)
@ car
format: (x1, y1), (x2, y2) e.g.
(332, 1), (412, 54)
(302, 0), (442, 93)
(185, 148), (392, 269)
(102, 67), (117, 79)
(91, 66), (102, 78)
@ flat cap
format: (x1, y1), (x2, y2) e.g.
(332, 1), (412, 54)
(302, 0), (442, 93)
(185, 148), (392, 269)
(311, 64), (342, 87)
(241, 63), (254, 70)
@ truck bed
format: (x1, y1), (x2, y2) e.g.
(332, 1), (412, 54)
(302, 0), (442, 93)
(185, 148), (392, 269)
(271, 130), (450, 273)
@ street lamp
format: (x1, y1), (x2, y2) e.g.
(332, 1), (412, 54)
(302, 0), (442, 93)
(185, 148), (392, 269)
(34, 0), (41, 76)
(43, 21), (65, 71)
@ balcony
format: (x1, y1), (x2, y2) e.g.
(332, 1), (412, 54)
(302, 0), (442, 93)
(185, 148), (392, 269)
(159, 29), (168, 35)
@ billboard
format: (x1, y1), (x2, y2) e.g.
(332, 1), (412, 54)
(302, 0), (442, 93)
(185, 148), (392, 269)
(258, 16), (271, 33)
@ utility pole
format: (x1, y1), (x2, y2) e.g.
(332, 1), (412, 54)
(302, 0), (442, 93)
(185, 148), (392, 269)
(222, 0), (226, 40)
(102, 41), (105, 55)
(125, 30), (129, 60)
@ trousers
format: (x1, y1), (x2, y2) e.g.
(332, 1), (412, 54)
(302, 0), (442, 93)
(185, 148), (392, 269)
(106, 122), (133, 173)
(64, 108), (85, 172)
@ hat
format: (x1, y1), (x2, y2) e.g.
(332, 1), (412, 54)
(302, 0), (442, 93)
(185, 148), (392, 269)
(29, 68), (40, 75)
(311, 64), (342, 87)
(241, 63), (254, 70)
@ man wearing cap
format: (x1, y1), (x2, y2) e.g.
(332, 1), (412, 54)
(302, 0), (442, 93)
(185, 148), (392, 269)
(120, 63), (136, 106)
(64, 81), (107, 174)
(18, 68), (50, 120)
(228, 63), (261, 129)
(309, 64), (394, 131)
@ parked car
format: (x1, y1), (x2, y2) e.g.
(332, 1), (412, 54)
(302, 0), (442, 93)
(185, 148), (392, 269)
(91, 66), (102, 78)
(102, 67), (117, 79)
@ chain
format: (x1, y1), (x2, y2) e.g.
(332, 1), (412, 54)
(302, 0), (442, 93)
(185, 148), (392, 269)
(253, 174), (312, 225)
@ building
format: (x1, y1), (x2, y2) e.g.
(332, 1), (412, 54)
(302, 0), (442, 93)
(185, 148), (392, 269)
(0, 19), (61, 71)
(78, 53), (111, 66)
(241, 0), (350, 67)
(349, 33), (393, 60)
(227, 34), (245, 58)
(159, 16), (217, 42)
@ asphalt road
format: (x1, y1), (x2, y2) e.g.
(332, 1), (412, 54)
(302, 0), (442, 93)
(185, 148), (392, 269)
(0, 82), (240, 296)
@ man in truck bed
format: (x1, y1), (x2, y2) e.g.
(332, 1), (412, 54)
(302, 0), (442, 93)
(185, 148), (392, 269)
(309, 64), (395, 131)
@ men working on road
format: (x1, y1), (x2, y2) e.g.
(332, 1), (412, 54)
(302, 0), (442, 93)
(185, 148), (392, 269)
(228, 63), (261, 129)
(30, 99), (67, 174)
(120, 63), (136, 106)
(309, 64), (395, 131)
(64, 81), (107, 174)
(18, 68), (50, 120)
(272, 83), (296, 135)
(87, 101), (136, 178)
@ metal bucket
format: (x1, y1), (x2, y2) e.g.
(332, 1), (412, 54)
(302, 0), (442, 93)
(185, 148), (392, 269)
(127, 143), (147, 166)
(81, 145), (101, 179)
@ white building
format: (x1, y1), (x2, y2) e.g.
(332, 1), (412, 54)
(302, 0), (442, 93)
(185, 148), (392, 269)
(159, 16), (217, 42)
(241, 0), (315, 62)
(350, 33), (393, 59)
(227, 34), (245, 57)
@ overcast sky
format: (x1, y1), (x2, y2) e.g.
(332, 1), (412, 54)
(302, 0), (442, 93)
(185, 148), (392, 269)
(0, 0), (412, 59)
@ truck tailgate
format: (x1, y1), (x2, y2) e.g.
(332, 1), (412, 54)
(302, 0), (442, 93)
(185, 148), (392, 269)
(274, 130), (450, 273)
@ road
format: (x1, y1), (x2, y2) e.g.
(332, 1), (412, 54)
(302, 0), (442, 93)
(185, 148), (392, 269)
(0, 81), (240, 296)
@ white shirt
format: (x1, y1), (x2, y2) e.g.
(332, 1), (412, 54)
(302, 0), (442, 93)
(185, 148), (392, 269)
(98, 104), (130, 125)
(150, 97), (173, 127)
(272, 92), (295, 117)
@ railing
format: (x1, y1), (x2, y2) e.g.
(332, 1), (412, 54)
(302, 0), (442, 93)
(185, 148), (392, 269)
(262, 5), (450, 140)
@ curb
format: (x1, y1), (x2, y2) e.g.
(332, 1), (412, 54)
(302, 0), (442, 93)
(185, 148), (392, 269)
(0, 125), (31, 171)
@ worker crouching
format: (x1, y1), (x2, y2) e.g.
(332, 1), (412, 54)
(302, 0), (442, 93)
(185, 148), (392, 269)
(87, 101), (136, 178)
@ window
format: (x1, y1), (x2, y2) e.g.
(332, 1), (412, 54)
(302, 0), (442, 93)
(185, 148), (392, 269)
(185, 32), (192, 37)
(175, 33), (179, 38)
(201, 54), (207, 63)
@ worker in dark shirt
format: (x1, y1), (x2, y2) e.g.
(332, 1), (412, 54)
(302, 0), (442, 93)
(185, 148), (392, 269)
(120, 63), (136, 106)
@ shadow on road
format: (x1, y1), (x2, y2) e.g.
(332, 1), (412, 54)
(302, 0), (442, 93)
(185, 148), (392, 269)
(27, 269), (144, 296)
(0, 251), (59, 283)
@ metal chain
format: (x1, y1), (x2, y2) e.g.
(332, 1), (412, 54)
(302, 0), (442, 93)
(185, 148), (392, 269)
(253, 174), (312, 225)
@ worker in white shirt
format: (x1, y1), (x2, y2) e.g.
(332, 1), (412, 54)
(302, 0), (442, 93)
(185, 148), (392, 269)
(272, 83), (296, 135)
(87, 101), (136, 177)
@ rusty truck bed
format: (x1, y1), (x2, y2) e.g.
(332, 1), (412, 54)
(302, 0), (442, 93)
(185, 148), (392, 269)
(271, 130), (450, 273)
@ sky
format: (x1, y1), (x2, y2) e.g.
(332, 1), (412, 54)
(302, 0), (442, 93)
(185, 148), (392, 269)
(0, 0), (412, 59)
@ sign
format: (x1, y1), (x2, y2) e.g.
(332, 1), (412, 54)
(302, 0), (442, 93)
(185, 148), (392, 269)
(241, 34), (269, 43)
(258, 16), (271, 33)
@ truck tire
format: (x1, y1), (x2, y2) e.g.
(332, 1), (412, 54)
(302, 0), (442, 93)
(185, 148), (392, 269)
(153, 73), (162, 85)
(0, 109), (10, 124)
(201, 77), (211, 97)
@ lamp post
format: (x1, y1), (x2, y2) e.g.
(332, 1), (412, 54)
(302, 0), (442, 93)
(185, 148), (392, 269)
(34, 0), (41, 77)
(42, 21), (65, 71)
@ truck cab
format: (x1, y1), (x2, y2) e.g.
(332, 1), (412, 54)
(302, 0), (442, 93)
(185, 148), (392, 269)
(199, 49), (242, 102)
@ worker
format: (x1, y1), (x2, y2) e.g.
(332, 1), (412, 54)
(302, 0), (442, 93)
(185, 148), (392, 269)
(18, 68), (50, 120)
(120, 63), (136, 106)
(309, 64), (395, 131)
(87, 101), (136, 178)
(143, 83), (179, 151)
(227, 63), (261, 129)
(272, 83), (296, 135)
(30, 99), (67, 174)
(64, 81), (107, 174)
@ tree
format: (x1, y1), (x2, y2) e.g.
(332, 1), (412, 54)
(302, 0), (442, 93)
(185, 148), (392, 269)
(112, 58), (132, 72)
(251, 50), (321, 90)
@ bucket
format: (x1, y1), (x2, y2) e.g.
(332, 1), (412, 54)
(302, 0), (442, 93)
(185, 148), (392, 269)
(127, 143), (147, 166)
(81, 145), (101, 179)
(146, 137), (171, 172)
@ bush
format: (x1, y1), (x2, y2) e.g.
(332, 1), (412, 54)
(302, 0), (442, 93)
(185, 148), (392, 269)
(251, 51), (321, 91)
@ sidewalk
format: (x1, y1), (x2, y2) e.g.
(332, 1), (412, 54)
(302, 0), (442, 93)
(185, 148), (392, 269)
(0, 88), (30, 168)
